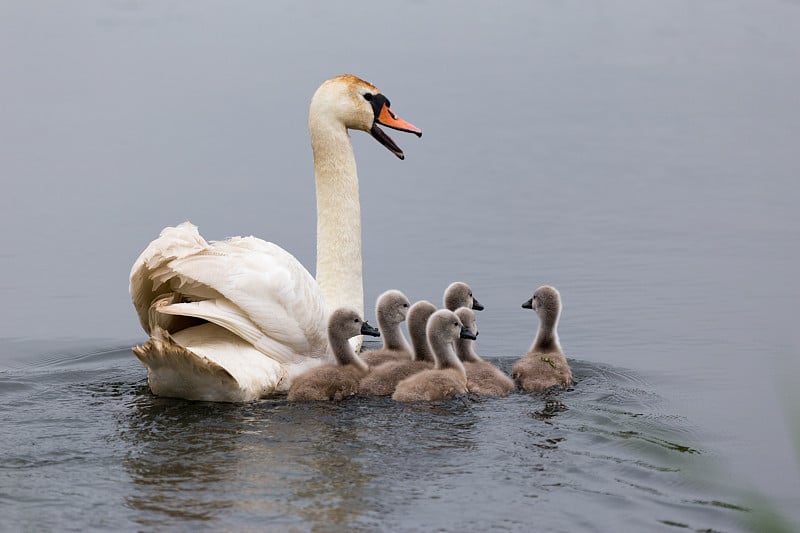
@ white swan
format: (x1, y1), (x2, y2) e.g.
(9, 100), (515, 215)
(129, 74), (421, 402)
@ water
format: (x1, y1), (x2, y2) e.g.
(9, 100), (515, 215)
(0, 348), (745, 531)
(2, 1), (800, 531)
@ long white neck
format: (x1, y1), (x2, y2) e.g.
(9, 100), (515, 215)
(309, 117), (364, 320)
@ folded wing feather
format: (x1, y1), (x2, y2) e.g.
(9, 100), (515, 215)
(130, 222), (329, 364)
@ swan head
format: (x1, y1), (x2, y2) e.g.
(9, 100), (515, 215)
(329, 307), (381, 340)
(376, 289), (411, 325)
(427, 309), (477, 344)
(443, 281), (484, 312)
(522, 285), (561, 321)
(309, 74), (421, 159)
(454, 307), (479, 338)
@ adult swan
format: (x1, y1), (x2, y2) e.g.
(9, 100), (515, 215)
(129, 74), (421, 402)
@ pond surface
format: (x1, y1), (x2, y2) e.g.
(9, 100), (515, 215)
(1, 1), (799, 531)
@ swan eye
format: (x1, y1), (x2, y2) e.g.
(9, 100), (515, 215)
(363, 93), (373, 102)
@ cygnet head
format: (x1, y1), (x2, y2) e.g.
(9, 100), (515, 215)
(328, 308), (380, 341)
(443, 281), (484, 312)
(522, 285), (561, 323)
(376, 289), (411, 325)
(427, 309), (477, 347)
(309, 75), (422, 160)
(408, 300), (437, 327)
(454, 306), (482, 363)
(454, 307), (478, 338)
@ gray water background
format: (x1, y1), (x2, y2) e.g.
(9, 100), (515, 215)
(1, 1), (799, 531)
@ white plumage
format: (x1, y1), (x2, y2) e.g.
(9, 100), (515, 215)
(128, 74), (420, 402)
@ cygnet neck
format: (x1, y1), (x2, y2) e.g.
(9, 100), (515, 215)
(456, 337), (482, 363)
(532, 310), (562, 354)
(378, 312), (410, 353)
(430, 334), (465, 373)
(409, 321), (435, 364)
(328, 323), (367, 372)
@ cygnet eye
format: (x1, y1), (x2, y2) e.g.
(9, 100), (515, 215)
(354, 318), (359, 323)
(363, 93), (373, 102)
(403, 303), (409, 308)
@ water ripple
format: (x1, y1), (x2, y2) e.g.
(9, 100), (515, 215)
(0, 350), (753, 532)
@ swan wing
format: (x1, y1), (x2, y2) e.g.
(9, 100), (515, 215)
(130, 222), (210, 334)
(130, 223), (329, 361)
(158, 299), (300, 364)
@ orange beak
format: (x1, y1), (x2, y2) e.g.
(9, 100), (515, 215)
(369, 96), (422, 160)
(376, 104), (422, 136)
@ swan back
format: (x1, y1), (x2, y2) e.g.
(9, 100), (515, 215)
(130, 222), (329, 364)
(443, 281), (484, 312)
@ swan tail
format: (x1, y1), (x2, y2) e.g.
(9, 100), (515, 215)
(132, 328), (246, 402)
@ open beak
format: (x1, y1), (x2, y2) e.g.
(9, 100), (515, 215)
(369, 94), (422, 160)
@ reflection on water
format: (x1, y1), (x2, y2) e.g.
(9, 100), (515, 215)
(118, 393), (377, 530)
(121, 398), (241, 524)
(0, 356), (730, 530)
(0, 347), (756, 532)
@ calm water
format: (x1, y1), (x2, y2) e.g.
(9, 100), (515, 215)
(2, 1), (799, 531)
